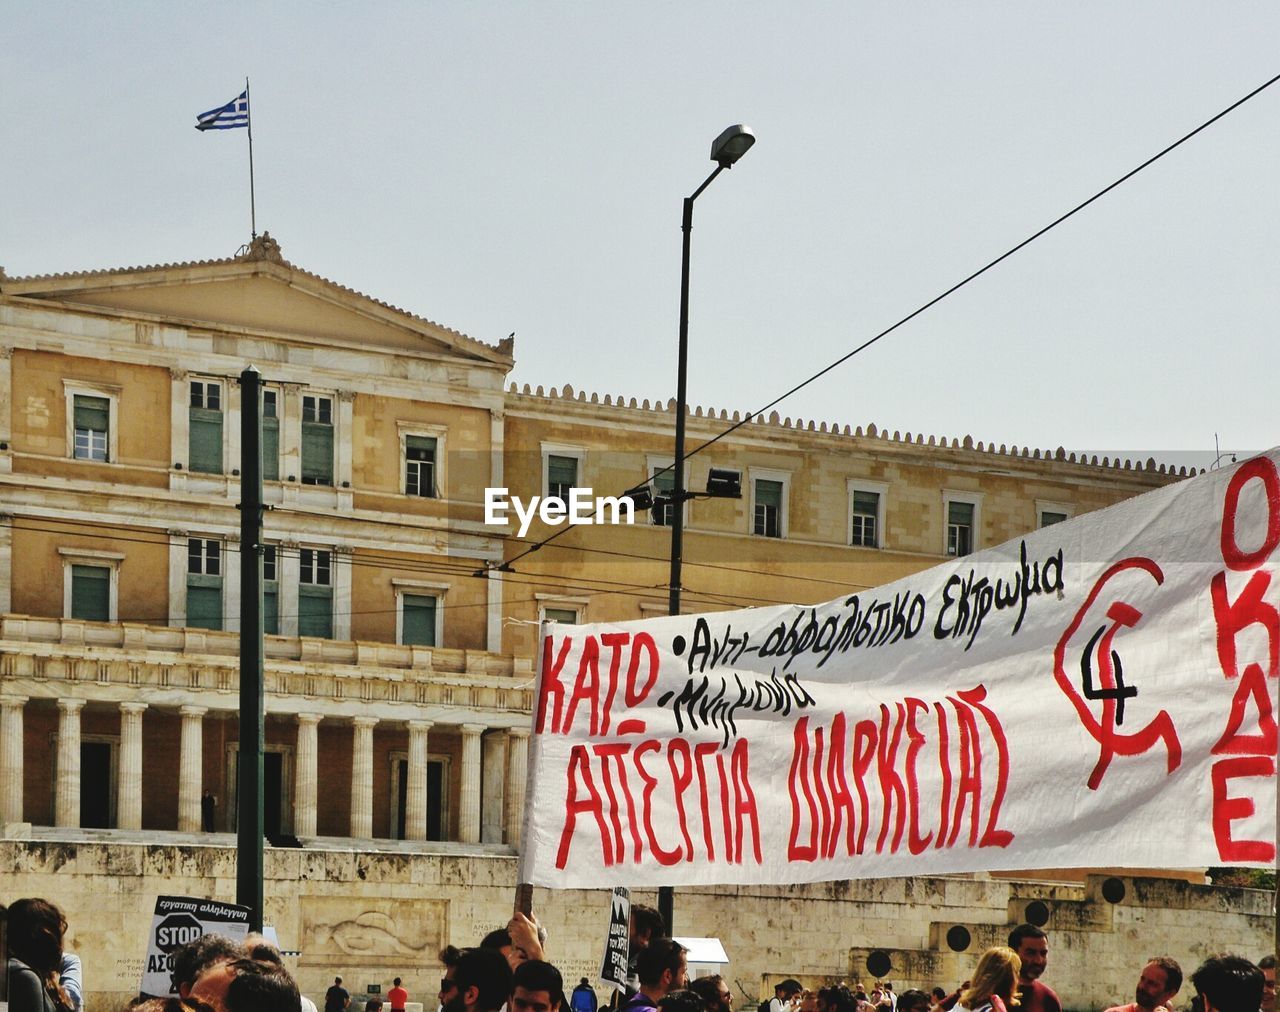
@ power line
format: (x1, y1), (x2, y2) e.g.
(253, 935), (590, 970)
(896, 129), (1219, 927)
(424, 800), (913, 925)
(497, 70), (1280, 572)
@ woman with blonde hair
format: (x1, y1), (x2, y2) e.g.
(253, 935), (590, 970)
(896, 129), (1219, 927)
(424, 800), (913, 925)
(959, 947), (1022, 1012)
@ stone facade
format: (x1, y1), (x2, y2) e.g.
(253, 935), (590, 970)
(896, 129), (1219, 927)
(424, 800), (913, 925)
(1, 240), (1257, 1011)
(4, 839), (1271, 1012)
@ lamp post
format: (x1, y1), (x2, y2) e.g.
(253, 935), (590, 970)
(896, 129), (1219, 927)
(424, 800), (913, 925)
(662, 124), (755, 935)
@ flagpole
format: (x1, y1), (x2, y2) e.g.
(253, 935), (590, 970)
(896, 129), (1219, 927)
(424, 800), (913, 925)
(246, 76), (257, 239)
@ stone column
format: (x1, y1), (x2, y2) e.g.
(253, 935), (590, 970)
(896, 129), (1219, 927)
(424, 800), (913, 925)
(117, 702), (147, 830)
(505, 728), (530, 848)
(55, 698), (85, 828)
(459, 723), (485, 844)
(1, 694), (27, 824)
(349, 717), (377, 839)
(404, 719), (432, 841)
(177, 705), (208, 832)
(293, 713), (321, 837)
(480, 730), (507, 844)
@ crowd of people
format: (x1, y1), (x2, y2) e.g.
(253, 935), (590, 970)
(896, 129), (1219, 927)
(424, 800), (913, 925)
(3, 896), (1276, 1012)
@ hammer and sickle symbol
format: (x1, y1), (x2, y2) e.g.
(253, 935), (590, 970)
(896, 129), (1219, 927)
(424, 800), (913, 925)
(1053, 557), (1182, 790)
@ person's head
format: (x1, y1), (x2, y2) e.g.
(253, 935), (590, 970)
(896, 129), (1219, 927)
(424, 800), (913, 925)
(1192, 956), (1264, 1012)
(817, 984), (855, 1012)
(191, 957), (301, 1012)
(241, 934), (283, 967)
(896, 990), (930, 1012)
(690, 975), (733, 1012)
(439, 945), (463, 1008)
(776, 981), (803, 1001)
(128, 1000), (218, 1012)
(1007, 925), (1048, 983)
(799, 991), (819, 1012)
(447, 946), (514, 1012)
(367, 1001), (384, 1012)
(1259, 956), (1276, 1012)
(172, 934), (245, 998)
(1135, 958), (1182, 1011)
(394, 978), (403, 988)
(931, 989), (947, 1004)
(963, 946), (1023, 1010)
(636, 938), (689, 999)
(7, 897), (67, 973)
(631, 905), (665, 955)
(511, 960), (563, 1012)
(660, 992), (706, 1012)
(336, 978), (344, 986)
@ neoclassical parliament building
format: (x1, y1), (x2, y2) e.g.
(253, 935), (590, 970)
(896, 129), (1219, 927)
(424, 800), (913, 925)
(1, 236), (1262, 1009)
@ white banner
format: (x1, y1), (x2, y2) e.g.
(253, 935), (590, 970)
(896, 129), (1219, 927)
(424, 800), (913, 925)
(140, 895), (251, 997)
(519, 450), (1280, 889)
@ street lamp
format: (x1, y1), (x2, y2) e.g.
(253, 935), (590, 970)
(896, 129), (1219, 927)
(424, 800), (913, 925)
(662, 124), (754, 937)
(668, 124), (755, 621)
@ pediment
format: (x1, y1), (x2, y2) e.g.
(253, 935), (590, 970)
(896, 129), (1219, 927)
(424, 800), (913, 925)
(2, 239), (513, 368)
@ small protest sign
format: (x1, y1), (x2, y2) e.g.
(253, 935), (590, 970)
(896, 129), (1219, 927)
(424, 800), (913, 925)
(598, 887), (630, 992)
(139, 895), (251, 997)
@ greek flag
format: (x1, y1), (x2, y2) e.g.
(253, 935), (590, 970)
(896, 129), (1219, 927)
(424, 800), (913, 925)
(195, 90), (249, 131)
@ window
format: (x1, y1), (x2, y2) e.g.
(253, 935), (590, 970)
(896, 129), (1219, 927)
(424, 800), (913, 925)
(60, 548), (123, 622)
(73, 395), (110, 461)
(405, 435), (438, 497)
(1037, 500), (1072, 529)
(186, 537), (223, 630)
(546, 454), (578, 501)
(544, 607), (579, 624)
(651, 465), (676, 527)
(947, 500), (976, 556)
(261, 388), (280, 482)
(851, 490), (880, 547)
(753, 479), (784, 538)
(70, 564), (110, 621)
(301, 394), (334, 486)
(189, 380), (224, 474)
(401, 594), (438, 646)
(262, 545), (279, 635)
(298, 547), (333, 638)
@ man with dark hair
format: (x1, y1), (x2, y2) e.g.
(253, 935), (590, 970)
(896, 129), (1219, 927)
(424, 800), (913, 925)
(1259, 956), (1276, 1012)
(1104, 957), (1182, 1012)
(511, 960), (564, 1012)
(388, 977), (409, 1012)
(817, 984), (856, 1012)
(1191, 955), (1264, 1012)
(445, 947), (515, 1012)
(366, 1001), (384, 1012)
(573, 978), (601, 1012)
(621, 939), (688, 1012)
(659, 993), (705, 1012)
(191, 956), (302, 1012)
(895, 990), (930, 1012)
(1007, 924), (1061, 1012)
(171, 934), (245, 999)
(326, 977), (352, 1012)
(690, 976), (733, 1012)
(439, 946), (463, 1012)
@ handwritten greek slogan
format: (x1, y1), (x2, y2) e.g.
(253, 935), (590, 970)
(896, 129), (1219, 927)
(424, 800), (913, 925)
(518, 450), (1280, 889)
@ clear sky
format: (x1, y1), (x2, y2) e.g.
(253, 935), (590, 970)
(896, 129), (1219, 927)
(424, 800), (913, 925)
(4, 2), (1277, 461)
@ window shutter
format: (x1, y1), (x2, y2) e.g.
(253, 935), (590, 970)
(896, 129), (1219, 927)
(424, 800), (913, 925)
(74, 396), (109, 432)
(189, 410), (224, 474)
(186, 582), (223, 630)
(757, 479), (783, 509)
(70, 565), (110, 621)
(402, 595), (437, 646)
(548, 455), (577, 489)
(302, 422), (334, 484)
(299, 586), (333, 638)
(262, 416), (280, 481)
(263, 585), (279, 635)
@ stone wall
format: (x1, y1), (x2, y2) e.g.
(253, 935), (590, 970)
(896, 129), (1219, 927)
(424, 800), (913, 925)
(3, 839), (1271, 1012)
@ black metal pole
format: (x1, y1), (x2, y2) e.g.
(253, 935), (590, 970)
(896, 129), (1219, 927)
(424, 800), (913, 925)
(237, 365), (265, 932)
